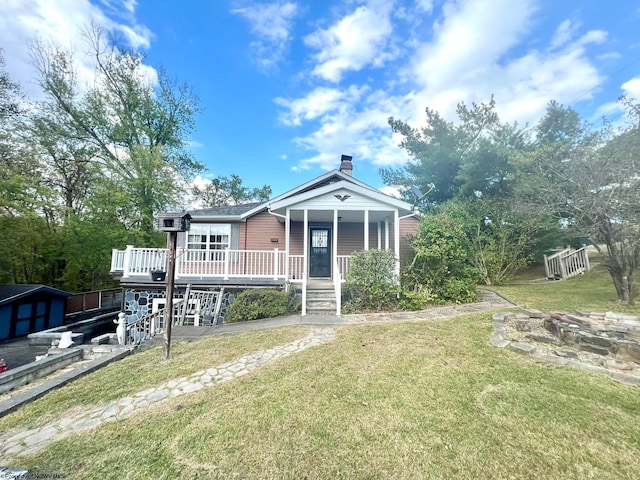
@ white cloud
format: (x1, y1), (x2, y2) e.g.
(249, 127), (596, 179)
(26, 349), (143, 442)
(0, 0), (153, 99)
(281, 0), (613, 174)
(275, 85), (369, 126)
(305, 0), (396, 82)
(550, 19), (579, 50)
(415, 0), (434, 14)
(621, 77), (640, 97)
(232, 1), (299, 71)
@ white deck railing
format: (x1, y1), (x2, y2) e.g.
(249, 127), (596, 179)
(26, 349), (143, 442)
(124, 308), (165, 345)
(544, 247), (590, 280)
(112, 247), (288, 280)
(288, 255), (304, 281)
(111, 247), (353, 284)
(337, 255), (351, 279)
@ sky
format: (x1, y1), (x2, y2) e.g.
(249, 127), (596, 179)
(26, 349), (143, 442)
(1, 0), (640, 197)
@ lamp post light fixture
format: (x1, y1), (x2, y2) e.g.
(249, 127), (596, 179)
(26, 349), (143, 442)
(157, 212), (192, 360)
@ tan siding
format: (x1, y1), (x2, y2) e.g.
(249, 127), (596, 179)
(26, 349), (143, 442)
(337, 223), (364, 255)
(290, 222), (304, 255)
(399, 217), (419, 265)
(244, 211), (284, 250)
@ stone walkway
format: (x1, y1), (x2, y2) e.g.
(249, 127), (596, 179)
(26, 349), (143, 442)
(0, 290), (515, 460)
(0, 327), (336, 458)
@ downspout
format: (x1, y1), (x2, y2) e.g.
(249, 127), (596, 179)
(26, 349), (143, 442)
(267, 206), (286, 221)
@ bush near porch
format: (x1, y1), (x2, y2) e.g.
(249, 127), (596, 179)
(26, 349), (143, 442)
(343, 249), (400, 312)
(225, 288), (298, 323)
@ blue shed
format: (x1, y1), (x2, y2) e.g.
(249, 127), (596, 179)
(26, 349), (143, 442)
(0, 285), (74, 341)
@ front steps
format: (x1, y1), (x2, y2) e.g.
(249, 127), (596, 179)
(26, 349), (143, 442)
(306, 280), (337, 314)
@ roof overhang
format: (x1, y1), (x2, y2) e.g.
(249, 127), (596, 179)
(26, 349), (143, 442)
(266, 180), (415, 218)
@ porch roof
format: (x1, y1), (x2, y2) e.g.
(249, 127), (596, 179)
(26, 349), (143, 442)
(266, 180), (415, 220)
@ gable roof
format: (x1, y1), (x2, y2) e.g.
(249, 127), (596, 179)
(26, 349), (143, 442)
(0, 284), (74, 306)
(186, 168), (414, 222)
(268, 180), (414, 214)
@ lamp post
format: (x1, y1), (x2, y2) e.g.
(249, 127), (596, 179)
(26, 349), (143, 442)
(156, 212), (191, 360)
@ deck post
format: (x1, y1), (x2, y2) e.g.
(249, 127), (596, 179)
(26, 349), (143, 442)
(583, 248), (591, 272)
(559, 252), (567, 279)
(543, 254), (549, 278)
(123, 245), (133, 278)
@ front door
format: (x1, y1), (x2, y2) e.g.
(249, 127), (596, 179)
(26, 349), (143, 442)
(309, 228), (331, 277)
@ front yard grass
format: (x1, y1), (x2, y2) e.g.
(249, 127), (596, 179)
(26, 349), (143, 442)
(493, 262), (640, 314)
(3, 309), (639, 479)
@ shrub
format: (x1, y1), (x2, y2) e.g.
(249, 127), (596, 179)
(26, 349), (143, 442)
(404, 212), (480, 304)
(225, 288), (291, 323)
(398, 287), (436, 310)
(343, 249), (400, 312)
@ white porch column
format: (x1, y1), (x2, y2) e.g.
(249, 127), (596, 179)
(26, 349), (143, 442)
(333, 209), (338, 277)
(384, 219), (389, 250)
(302, 209), (309, 316)
(285, 208), (290, 279)
(364, 210), (369, 250)
(377, 222), (382, 249)
(394, 209), (400, 276)
(303, 209), (309, 275)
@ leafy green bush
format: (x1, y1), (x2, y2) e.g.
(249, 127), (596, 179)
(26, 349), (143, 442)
(398, 287), (436, 310)
(225, 288), (292, 323)
(404, 212), (480, 304)
(343, 249), (400, 312)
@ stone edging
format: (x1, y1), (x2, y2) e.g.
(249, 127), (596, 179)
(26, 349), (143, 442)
(491, 312), (640, 385)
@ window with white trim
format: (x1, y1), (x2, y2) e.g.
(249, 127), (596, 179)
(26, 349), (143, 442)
(187, 224), (231, 261)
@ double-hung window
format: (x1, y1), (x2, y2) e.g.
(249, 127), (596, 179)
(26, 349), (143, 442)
(187, 224), (231, 261)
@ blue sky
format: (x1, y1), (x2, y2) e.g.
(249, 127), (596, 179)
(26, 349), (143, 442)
(1, 0), (639, 196)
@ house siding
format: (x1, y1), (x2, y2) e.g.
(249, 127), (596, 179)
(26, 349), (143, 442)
(399, 217), (419, 265)
(244, 211), (284, 250)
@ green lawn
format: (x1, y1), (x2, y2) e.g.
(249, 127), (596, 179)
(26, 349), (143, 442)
(493, 262), (640, 314)
(2, 266), (639, 479)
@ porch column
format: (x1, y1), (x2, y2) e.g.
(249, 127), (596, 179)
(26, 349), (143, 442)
(377, 222), (382, 249)
(394, 209), (400, 276)
(384, 219), (389, 250)
(303, 209), (309, 277)
(302, 209), (309, 316)
(333, 209), (338, 278)
(364, 210), (369, 250)
(285, 208), (290, 279)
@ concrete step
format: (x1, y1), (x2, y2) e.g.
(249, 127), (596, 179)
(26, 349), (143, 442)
(307, 280), (334, 290)
(306, 291), (335, 300)
(307, 300), (336, 310)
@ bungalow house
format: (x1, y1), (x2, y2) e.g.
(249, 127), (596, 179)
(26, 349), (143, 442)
(110, 156), (419, 321)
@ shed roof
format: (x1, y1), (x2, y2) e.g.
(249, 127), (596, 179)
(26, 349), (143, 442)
(0, 284), (74, 306)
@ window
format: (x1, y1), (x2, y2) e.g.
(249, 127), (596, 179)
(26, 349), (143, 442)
(187, 224), (231, 261)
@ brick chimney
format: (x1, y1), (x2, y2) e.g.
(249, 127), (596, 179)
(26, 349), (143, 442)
(339, 154), (353, 176)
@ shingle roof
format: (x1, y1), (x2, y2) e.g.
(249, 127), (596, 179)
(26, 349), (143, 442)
(187, 201), (266, 218)
(0, 284), (74, 306)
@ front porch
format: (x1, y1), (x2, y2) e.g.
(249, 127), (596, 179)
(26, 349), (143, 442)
(110, 246), (353, 284)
